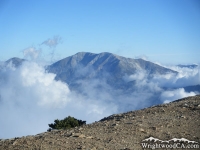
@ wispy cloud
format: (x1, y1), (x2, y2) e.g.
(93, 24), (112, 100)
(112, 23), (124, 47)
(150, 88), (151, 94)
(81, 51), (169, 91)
(161, 88), (196, 103)
(23, 47), (41, 60)
(134, 55), (149, 61)
(41, 36), (62, 48)
(41, 36), (62, 62)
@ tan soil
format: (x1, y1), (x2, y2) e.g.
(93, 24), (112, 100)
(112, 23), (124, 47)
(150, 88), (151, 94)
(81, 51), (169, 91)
(0, 95), (200, 150)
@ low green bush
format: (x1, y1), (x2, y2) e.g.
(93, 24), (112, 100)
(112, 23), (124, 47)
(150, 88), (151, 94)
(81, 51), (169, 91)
(47, 116), (86, 131)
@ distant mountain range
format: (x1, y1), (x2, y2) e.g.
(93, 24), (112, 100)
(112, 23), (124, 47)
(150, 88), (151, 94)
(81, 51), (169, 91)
(1, 52), (199, 110)
(177, 64), (198, 69)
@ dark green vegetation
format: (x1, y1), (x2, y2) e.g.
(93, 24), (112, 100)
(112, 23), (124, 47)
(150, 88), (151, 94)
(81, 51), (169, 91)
(47, 116), (86, 131)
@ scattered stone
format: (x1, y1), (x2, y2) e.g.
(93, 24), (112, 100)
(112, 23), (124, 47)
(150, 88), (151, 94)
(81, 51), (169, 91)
(71, 133), (86, 138)
(12, 140), (18, 145)
(150, 126), (157, 130)
(139, 128), (145, 132)
(112, 123), (118, 126)
(125, 122), (133, 124)
(0, 95), (199, 150)
(78, 134), (86, 138)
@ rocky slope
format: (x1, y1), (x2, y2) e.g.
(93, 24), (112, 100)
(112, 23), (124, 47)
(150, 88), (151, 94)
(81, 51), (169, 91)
(0, 95), (199, 150)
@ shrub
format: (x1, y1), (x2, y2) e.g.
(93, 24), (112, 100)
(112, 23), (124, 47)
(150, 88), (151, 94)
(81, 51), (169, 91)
(47, 116), (86, 131)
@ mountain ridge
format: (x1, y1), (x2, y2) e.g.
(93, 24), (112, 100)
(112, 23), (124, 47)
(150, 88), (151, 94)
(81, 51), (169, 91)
(2, 53), (199, 111)
(47, 52), (177, 89)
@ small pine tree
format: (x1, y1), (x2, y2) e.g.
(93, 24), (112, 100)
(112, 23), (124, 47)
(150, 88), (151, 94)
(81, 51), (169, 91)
(47, 116), (86, 131)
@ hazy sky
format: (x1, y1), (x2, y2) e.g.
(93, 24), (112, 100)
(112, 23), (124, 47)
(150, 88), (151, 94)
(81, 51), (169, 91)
(0, 0), (200, 64)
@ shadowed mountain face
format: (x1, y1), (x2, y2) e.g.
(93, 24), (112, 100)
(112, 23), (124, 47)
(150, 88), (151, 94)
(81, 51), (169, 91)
(184, 85), (200, 93)
(47, 52), (177, 91)
(46, 52), (180, 109)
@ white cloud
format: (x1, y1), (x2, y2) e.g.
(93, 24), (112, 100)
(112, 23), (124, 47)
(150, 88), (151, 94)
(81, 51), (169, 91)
(161, 88), (196, 103)
(123, 66), (199, 104)
(23, 47), (41, 60)
(125, 70), (147, 81)
(151, 65), (200, 88)
(41, 36), (62, 48)
(0, 61), (117, 139)
(0, 60), (199, 139)
(134, 55), (149, 61)
(1, 62), (71, 108)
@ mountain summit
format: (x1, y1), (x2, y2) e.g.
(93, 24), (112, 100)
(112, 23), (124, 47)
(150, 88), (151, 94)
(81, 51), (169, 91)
(4, 57), (25, 68)
(47, 52), (176, 89)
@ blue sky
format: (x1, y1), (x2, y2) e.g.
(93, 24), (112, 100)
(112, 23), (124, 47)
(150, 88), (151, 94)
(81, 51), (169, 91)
(0, 0), (200, 64)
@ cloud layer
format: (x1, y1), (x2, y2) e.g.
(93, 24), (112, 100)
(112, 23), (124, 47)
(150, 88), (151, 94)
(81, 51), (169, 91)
(0, 62), (117, 138)
(23, 47), (41, 60)
(123, 66), (199, 104)
(0, 60), (199, 139)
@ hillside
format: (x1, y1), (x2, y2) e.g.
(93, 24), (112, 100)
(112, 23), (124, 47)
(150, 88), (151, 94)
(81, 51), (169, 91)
(0, 95), (199, 150)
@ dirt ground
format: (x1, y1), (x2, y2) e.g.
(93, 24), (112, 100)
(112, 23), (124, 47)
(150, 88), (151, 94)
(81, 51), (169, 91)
(0, 95), (200, 150)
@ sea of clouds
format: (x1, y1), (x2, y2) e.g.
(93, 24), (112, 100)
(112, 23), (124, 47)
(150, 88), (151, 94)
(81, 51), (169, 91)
(123, 67), (199, 104)
(0, 61), (117, 138)
(0, 37), (199, 139)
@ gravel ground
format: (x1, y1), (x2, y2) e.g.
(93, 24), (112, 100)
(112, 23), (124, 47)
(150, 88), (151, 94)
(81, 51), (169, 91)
(0, 95), (200, 150)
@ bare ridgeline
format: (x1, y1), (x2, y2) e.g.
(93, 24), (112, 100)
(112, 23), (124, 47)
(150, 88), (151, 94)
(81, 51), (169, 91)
(0, 95), (200, 150)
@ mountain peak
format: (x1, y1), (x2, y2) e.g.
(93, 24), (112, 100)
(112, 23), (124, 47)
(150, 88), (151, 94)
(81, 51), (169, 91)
(73, 52), (118, 59)
(5, 57), (25, 67)
(48, 52), (177, 75)
(48, 52), (177, 92)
